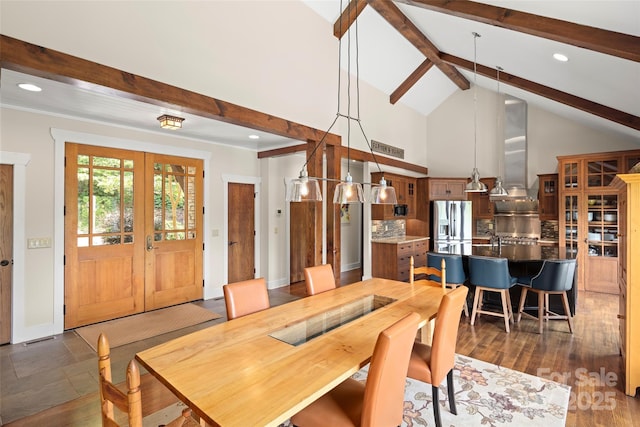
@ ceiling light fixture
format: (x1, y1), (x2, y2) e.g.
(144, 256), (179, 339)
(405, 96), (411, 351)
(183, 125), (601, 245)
(249, 134), (260, 140)
(489, 66), (509, 198)
(17, 83), (42, 92)
(465, 32), (488, 193)
(157, 114), (184, 130)
(286, 0), (397, 205)
(553, 53), (569, 62)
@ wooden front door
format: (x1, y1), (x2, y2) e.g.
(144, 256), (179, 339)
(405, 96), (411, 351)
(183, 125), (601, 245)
(0, 164), (13, 344)
(64, 144), (203, 328)
(144, 154), (203, 310)
(227, 183), (254, 283)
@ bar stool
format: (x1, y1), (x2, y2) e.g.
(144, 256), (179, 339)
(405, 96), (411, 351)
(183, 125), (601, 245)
(468, 255), (517, 333)
(427, 252), (469, 316)
(516, 259), (576, 334)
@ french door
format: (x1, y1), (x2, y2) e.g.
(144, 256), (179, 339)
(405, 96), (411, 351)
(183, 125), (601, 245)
(64, 144), (203, 329)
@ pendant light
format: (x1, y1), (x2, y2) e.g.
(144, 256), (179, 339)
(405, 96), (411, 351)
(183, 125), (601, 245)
(465, 32), (488, 193)
(489, 66), (509, 198)
(286, 0), (397, 205)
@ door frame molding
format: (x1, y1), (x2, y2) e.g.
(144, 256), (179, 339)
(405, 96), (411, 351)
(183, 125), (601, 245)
(51, 128), (213, 337)
(0, 151), (31, 343)
(221, 174), (262, 287)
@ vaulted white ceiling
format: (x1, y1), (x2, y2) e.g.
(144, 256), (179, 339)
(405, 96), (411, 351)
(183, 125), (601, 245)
(2, 0), (639, 149)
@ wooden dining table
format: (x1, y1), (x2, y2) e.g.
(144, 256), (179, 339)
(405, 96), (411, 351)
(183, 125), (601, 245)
(135, 278), (445, 427)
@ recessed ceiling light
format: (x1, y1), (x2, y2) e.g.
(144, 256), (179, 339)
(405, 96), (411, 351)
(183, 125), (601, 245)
(18, 83), (42, 92)
(249, 134), (260, 140)
(553, 53), (569, 62)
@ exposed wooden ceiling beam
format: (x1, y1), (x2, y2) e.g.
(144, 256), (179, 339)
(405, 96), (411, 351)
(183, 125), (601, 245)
(367, 0), (470, 90)
(397, 0), (640, 62)
(440, 53), (640, 131)
(333, 0), (367, 39)
(390, 58), (433, 104)
(0, 34), (341, 147)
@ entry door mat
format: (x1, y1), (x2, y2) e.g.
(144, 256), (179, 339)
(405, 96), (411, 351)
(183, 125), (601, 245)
(75, 303), (221, 351)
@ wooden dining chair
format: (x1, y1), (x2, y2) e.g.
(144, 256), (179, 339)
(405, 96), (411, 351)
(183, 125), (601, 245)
(410, 256), (446, 290)
(407, 286), (469, 427)
(223, 277), (270, 320)
(304, 264), (337, 296)
(290, 312), (421, 427)
(97, 333), (202, 427)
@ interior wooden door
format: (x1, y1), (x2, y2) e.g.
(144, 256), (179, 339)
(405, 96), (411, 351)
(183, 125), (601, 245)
(144, 154), (203, 310)
(227, 183), (255, 283)
(0, 164), (13, 343)
(64, 144), (146, 328)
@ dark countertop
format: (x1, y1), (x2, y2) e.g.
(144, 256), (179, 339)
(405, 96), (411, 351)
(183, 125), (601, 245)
(434, 243), (575, 262)
(372, 235), (429, 244)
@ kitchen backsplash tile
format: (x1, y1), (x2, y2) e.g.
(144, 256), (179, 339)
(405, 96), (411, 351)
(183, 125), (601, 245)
(541, 220), (559, 240)
(371, 220), (405, 239)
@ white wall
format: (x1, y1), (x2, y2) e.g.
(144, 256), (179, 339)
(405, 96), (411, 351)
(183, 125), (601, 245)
(426, 85), (640, 183)
(0, 0), (428, 342)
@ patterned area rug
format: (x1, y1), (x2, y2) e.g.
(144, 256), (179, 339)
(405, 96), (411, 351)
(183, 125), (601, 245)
(281, 354), (570, 427)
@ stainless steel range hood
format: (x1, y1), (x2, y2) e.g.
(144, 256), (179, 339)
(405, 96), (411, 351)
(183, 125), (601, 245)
(491, 96), (534, 200)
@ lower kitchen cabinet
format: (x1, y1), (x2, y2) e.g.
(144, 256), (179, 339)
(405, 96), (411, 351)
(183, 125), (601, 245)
(371, 238), (429, 282)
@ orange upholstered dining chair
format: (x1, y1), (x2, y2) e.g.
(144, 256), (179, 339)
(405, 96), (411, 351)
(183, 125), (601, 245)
(223, 277), (270, 320)
(97, 333), (201, 427)
(290, 312), (421, 427)
(303, 264), (337, 296)
(407, 286), (469, 427)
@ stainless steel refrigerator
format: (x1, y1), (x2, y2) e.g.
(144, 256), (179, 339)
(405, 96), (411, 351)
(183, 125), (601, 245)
(431, 200), (472, 254)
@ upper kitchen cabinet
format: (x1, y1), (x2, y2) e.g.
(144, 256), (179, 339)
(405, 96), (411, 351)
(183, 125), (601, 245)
(558, 149), (640, 294)
(469, 177), (495, 220)
(538, 174), (558, 221)
(371, 172), (416, 220)
(427, 178), (468, 201)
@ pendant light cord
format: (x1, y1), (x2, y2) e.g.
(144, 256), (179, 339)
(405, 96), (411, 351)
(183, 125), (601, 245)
(473, 32), (480, 170)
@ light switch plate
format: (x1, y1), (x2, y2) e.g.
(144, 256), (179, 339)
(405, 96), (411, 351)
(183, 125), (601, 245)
(27, 237), (52, 249)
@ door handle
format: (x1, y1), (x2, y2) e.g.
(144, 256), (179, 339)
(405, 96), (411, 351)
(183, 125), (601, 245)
(229, 241), (238, 246)
(146, 236), (159, 252)
(0, 259), (10, 267)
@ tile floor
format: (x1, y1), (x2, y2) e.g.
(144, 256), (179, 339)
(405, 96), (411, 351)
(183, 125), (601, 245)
(0, 287), (301, 424)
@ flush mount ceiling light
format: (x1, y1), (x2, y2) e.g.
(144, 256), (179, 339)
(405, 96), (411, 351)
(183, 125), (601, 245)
(157, 114), (184, 130)
(489, 66), (509, 198)
(286, 0), (397, 205)
(465, 32), (488, 194)
(17, 83), (42, 92)
(553, 53), (569, 62)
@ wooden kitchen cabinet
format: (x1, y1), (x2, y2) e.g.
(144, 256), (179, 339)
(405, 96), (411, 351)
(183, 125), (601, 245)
(558, 149), (640, 293)
(538, 173), (558, 220)
(469, 177), (495, 219)
(611, 173), (640, 396)
(371, 239), (428, 282)
(371, 172), (416, 220)
(427, 178), (468, 201)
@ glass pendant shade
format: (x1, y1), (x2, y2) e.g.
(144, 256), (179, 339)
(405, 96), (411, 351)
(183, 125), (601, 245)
(465, 168), (488, 192)
(286, 167), (322, 202)
(370, 177), (398, 204)
(333, 172), (364, 204)
(489, 176), (509, 197)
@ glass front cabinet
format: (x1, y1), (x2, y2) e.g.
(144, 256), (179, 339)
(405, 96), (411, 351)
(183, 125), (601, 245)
(558, 149), (640, 294)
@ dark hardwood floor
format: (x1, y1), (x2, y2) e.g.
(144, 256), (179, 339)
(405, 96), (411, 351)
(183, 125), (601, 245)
(2, 269), (639, 426)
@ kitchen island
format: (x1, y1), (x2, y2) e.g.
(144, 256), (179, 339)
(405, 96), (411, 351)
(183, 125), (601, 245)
(371, 236), (429, 282)
(432, 243), (578, 316)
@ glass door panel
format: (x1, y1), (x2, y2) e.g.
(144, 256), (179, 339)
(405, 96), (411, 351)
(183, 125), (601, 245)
(587, 159), (618, 188)
(564, 195), (579, 256)
(563, 161), (579, 189)
(586, 194), (618, 258)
